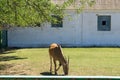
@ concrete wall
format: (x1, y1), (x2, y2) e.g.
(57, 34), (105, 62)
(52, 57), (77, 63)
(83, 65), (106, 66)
(8, 10), (120, 47)
(82, 11), (120, 46)
(8, 10), (82, 47)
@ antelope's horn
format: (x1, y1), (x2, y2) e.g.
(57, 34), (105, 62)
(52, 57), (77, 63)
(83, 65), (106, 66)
(65, 56), (67, 60)
(68, 56), (69, 65)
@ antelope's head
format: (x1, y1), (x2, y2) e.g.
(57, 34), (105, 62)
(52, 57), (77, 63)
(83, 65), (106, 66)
(63, 56), (69, 75)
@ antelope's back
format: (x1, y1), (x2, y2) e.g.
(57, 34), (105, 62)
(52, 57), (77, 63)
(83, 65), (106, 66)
(49, 43), (63, 60)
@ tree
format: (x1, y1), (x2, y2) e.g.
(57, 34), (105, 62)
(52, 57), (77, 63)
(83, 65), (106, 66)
(0, 0), (95, 29)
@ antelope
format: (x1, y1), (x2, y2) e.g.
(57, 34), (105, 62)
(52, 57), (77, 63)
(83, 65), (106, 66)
(49, 43), (69, 75)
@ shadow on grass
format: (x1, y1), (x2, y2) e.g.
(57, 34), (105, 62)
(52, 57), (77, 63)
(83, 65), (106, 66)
(0, 48), (27, 61)
(0, 56), (27, 61)
(40, 72), (64, 76)
(0, 48), (21, 54)
(40, 72), (55, 76)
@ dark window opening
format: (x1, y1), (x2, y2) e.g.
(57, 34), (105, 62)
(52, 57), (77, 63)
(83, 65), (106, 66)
(51, 15), (63, 28)
(102, 21), (106, 26)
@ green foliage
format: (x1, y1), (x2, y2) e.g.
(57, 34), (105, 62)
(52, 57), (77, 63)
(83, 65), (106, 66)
(0, 0), (55, 27)
(0, 0), (95, 28)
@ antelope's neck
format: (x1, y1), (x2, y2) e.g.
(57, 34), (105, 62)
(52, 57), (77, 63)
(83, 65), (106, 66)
(59, 56), (67, 65)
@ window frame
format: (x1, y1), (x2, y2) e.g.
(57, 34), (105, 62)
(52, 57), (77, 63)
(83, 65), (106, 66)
(97, 15), (111, 31)
(51, 15), (63, 28)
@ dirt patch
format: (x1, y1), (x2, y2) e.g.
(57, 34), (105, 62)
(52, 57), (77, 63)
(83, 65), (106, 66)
(0, 62), (34, 75)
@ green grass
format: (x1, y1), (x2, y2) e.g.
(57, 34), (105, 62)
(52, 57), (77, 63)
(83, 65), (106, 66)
(0, 48), (120, 76)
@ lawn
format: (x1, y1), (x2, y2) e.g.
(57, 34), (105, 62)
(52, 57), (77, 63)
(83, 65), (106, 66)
(0, 48), (120, 76)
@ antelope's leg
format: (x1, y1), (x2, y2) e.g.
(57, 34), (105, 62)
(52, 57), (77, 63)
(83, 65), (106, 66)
(56, 62), (62, 71)
(53, 59), (57, 75)
(49, 55), (52, 73)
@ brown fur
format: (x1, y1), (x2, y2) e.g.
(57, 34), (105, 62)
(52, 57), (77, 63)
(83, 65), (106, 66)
(49, 43), (69, 75)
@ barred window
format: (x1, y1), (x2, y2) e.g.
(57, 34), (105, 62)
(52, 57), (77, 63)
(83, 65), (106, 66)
(51, 15), (63, 28)
(98, 16), (111, 31)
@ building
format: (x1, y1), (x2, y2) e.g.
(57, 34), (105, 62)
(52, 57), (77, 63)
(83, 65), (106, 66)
(7, 0), (120, 47)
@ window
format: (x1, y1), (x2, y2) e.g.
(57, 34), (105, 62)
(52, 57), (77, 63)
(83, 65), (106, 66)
(102, 21), (106, 26)
(98, 16), (111, 31)
(51, 15), (63, 28)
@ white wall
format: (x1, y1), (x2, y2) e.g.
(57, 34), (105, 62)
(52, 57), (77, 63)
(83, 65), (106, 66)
(8, 10), (82, 47)
(8, 10), (120, 47)
(82, 11), (120, 46)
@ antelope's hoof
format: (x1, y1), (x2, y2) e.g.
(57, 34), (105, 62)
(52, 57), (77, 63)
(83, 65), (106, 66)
(50, 69), (52, 73)
(55, 72), (57, 75)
